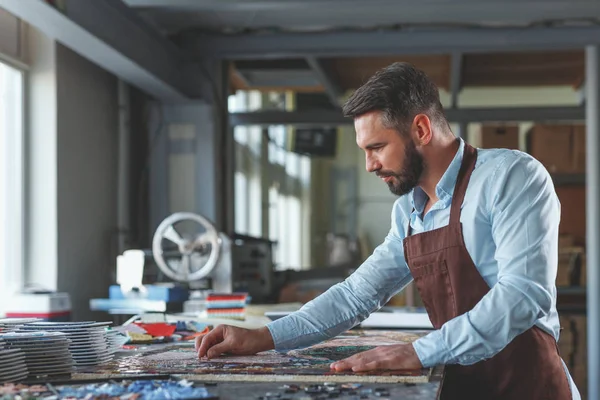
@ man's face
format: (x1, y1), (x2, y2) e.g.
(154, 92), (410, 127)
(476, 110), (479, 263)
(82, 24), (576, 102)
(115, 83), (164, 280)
(355, 111), (424, 196)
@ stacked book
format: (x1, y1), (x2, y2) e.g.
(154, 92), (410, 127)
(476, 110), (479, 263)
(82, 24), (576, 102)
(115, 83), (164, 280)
(206, 293), (248, 320)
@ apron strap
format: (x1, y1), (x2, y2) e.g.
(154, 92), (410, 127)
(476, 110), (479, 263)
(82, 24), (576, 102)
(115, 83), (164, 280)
(449, 143), (478, 225)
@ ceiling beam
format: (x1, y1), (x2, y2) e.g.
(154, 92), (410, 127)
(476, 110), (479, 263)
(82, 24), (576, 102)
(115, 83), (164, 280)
(236, 69), (319, 87)
(179, 26), (600, 59)
(0, 0), (192, 101)
(122, 0), (595, 15)
(305, 57), (343, 108)
(229, 106), (585, 127)
(123, 0), (324, 9)
(450, 52), (463, 109)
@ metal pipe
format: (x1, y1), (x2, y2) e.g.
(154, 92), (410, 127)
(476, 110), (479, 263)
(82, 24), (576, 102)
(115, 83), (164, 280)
(585, 45), (599, 400)
(229, 106), (585, 127)
(117, 80), (131, 254)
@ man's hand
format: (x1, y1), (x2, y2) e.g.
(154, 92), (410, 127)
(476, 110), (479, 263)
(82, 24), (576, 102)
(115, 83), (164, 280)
(195, 325), (275, 359)
(330, 344), (423, 372)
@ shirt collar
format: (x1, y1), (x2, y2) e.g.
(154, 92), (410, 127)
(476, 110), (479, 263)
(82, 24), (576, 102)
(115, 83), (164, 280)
(409, 138), (464, 213)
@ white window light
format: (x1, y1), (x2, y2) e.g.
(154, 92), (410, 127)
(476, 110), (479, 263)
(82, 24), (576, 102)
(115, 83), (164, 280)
(0, 61), (24, 316)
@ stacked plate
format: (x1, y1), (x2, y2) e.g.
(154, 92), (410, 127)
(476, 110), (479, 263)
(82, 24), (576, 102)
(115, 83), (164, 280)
(0, 331), (72, 379)
(105, 329), (128, 354)
(0, 338), (27, 383)
(18, 321), (113, 368)
(0, 318), (41, 333)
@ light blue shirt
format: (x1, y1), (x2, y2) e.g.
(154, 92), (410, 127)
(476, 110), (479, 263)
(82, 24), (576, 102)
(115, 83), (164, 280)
(266, 138), (578, 397)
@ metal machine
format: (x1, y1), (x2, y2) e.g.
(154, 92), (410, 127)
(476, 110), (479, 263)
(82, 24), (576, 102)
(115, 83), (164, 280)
(152, 212), (275, 303)
(90, 212), (276, 316)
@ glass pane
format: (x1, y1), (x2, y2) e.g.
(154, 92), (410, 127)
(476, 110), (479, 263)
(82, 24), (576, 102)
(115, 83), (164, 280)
(0, 61), (24, 314)
(229, 91), (337, 274)
(234, 172), (248, 234)
(248, 175), (262, 237)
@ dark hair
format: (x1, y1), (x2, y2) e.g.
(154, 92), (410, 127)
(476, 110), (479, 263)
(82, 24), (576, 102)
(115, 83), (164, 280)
(342, 62), (447, 136)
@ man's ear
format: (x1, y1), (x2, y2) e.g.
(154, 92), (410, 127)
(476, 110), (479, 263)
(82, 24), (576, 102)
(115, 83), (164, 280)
(411, 114), (433, 146)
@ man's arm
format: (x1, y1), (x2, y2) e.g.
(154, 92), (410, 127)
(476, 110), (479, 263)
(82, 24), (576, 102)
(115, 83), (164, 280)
(196, 201), (413, 359)
(412, 153), (560, 367)
(267, 202), (413, 351)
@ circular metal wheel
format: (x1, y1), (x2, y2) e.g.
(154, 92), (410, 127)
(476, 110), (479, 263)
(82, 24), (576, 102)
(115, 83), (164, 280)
(152, 212), (221, 282)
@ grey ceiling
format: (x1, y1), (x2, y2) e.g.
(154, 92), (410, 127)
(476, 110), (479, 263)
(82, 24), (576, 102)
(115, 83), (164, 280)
(122, 0), (600, 35)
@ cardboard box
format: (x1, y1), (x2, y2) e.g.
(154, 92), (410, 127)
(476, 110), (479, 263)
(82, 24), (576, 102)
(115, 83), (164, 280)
(527, 124), (586, 173)
(480, 125), (520, 149)
(555, 186), (586, 246)
(557, 246), (585, 287)
(573, 125), (586, 173)
(528, 125), (573, 172)
(559, 234), (575, 248)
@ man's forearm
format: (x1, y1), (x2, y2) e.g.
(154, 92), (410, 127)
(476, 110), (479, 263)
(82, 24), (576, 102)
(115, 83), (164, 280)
(267, 230), (413, 351)
(266, 280), (385, 350)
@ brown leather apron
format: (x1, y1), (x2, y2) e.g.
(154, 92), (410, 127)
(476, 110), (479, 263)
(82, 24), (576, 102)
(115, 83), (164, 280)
(403, 143), (571, 399)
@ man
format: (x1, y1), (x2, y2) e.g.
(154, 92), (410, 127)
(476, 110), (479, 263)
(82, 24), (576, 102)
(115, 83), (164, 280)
(197, 63), (579, 399)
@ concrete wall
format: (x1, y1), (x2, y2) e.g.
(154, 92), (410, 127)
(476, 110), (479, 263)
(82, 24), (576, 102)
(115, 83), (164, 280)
(26, 27), (119, 320)
(55, 44), (118, 321)
(25, 27), (224, 320)
(150, 102), (222, 232)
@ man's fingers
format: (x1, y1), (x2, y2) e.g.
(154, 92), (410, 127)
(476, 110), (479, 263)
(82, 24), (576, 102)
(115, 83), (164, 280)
(331, 354), (357, 370)
(331, 345), (419, 373)
(352, 360), (379, 372)
(206, 341), (230, 359)
(197, 335), (212, 358)
(330, 359), (353, 371)
(330, 349), (382, 372)
(197, 328), (225, 358)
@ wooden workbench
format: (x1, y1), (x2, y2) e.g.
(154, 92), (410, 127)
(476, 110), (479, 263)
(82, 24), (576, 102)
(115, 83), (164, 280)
(185, 366), (444, 399)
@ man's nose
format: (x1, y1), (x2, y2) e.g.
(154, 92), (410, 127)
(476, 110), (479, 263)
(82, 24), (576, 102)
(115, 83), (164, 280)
(366, 155), (381, 173)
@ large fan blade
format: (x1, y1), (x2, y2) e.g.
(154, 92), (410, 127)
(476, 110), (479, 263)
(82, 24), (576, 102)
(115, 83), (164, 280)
(152, 212), (221, 282)
(163, 225), (185, 246)
(181, 254), (191, 278)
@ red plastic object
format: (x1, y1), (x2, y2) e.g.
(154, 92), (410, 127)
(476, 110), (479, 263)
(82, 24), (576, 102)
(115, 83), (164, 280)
(135, 323), (177, 337)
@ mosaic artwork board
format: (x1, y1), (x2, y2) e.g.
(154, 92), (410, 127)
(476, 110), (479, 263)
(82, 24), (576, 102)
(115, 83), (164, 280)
(77, 330), (432, 384)
(0, 379), (216, 400)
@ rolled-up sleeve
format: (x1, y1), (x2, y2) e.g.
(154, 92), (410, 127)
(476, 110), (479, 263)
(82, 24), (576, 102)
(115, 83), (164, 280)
(267, 201), (413, 351)
(412, 154), (560, 367)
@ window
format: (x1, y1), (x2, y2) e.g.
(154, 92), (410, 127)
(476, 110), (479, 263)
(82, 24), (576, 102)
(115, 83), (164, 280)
(230, 90), (312, 270)
(0, 61), (24, 315)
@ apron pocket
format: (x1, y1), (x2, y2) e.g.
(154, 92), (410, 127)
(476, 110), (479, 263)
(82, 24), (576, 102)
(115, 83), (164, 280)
(411, 260), (457, 328)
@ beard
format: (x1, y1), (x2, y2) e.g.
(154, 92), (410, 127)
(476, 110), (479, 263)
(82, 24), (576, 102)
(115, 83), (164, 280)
(377, 139), (424, 196)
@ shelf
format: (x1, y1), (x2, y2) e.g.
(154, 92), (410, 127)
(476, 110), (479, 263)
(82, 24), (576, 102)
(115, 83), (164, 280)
(551, 173), (585, 186)
(557, 286), (586, 295)
(556, 304), (587, 315)
(557, 286), (586, 314)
